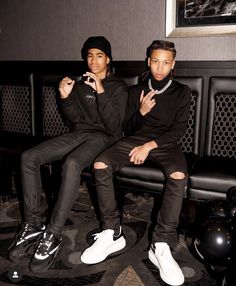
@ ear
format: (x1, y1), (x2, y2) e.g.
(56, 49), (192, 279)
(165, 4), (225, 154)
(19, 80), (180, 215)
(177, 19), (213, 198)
(106, 57), (110, 64)
(172, 60), (176, 69)
(147, 57), (151, 67)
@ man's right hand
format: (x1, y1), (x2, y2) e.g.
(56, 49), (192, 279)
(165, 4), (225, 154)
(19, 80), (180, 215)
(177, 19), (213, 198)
(139, 89), (156, 116)
(59, 77), (75, 99)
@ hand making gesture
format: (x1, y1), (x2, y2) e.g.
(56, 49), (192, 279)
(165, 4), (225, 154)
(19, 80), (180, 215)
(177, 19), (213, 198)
(59, 77), (75, 99)
(129, 141), (157, 165)
(83, 71), (105, 94)
(139, 89), (156, 116)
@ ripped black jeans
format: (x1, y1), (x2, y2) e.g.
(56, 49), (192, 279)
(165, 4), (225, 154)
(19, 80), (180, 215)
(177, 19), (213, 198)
(94, 136), (187, 249)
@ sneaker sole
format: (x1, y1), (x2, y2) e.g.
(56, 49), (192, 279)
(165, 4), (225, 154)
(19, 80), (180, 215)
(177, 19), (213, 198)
(9, 240), (41, 261)
(30, 242), (63, 273)
(81, 237), (126, 264)
(148, 249), (184, 286)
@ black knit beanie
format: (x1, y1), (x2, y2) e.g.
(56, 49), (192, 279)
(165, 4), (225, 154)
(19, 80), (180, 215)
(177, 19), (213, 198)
(81, 36), (112, 61)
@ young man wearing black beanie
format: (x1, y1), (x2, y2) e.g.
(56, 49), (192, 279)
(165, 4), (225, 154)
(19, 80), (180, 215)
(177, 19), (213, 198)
(8, 36), (128, 273)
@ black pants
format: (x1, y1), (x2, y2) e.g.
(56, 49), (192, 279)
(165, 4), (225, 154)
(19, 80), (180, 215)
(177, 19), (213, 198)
(21, 131), (109, 235)
(94, 136), (187, 249)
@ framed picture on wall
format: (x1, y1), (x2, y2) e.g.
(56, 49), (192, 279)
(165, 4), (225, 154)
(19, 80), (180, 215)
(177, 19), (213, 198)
(166, 0), (236, 37)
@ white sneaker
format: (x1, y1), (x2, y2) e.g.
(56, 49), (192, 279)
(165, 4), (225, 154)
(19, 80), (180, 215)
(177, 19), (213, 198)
(148, 242), (184, 286)
(81, 229), (126, 264)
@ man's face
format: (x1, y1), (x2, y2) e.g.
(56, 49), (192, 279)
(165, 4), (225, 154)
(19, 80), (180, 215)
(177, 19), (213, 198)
(148, 49), (175, 81)
(87, 48), (110, 78)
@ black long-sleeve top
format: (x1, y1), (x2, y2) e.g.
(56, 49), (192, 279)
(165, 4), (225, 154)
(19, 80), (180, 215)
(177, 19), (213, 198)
(60, 74), (128, 142)
(124, 79), (191, 147)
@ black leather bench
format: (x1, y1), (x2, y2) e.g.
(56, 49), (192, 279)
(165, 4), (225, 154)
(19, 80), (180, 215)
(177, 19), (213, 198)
(189, 77), (236, 200)
(0, 67), (235, 205)
(0, 73), (38, 195)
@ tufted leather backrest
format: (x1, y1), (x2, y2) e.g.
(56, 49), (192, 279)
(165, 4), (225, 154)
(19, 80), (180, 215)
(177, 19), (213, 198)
(41, 75), (81, 138)
(0, 74), (35, 136)
(176, 77), (203, 155)
(205, 77), (236, 158)
(120, 76), (139, 87)
(41, 75), (69, 138)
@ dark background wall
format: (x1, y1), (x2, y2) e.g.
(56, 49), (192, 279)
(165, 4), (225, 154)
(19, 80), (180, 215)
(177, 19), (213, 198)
(0, 0), (235, 61)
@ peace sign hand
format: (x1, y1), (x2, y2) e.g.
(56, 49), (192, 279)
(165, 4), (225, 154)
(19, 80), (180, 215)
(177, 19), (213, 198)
(139, 90), (156, 116)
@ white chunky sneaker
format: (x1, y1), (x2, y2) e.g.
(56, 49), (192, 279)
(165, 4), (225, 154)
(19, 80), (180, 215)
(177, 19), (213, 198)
(148, 242), (184, 286)
(81, 228), (126, 264)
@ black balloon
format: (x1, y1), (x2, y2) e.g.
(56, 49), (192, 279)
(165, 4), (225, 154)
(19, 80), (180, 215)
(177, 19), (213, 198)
(227, 187), (236, 203)
(206, 199), (229, 218)
(194, 217), (236, 266)
(228, 203), (236, 219)
(222, 265), (236, 286)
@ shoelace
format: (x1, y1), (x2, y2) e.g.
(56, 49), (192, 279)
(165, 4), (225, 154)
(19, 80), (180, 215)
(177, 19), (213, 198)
(92, 229), (121, 242)
(21, 224), (29, 237)
(92, 231), (104, 241)
(37, 233), (53, 254)
(91, 231), (110, 246)
(17, 224), (31, 241)
(152, 244), (166, 257)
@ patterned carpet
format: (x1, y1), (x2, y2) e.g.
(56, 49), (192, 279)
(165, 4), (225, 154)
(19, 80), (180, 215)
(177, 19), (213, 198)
(0, 187), (222, 286)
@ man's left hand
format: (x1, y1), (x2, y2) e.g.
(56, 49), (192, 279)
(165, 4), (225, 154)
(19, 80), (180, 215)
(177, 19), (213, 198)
(129, 144), (150, 165)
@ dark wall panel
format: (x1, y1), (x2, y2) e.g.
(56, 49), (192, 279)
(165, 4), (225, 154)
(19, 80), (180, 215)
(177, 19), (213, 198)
(0, 0), (235, 61)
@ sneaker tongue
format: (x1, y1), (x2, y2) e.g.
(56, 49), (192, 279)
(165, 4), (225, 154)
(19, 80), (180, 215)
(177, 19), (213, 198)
(105, 229), (114, 234)
(155, 242), (168, 254)
(26, 224), (35, 231)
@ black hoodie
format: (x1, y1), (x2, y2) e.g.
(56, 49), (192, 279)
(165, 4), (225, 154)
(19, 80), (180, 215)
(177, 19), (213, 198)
(60, 74), (128, 142)
(124, 78), (191, 147)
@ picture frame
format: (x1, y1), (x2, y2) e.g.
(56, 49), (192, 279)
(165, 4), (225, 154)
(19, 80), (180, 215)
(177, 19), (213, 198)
(166, 0), (236, 37)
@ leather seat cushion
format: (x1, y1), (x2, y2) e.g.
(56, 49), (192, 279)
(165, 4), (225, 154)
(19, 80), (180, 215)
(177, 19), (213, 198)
(0, 133), (39, 155)
(189, 156), (236, 193)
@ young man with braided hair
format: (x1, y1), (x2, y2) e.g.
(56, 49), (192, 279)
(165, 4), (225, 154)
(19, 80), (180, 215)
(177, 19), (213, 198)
(81, 40), (191, 286)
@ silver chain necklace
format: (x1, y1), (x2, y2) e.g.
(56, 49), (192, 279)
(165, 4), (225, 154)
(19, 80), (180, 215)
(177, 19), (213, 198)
(148, 78), (172, 94)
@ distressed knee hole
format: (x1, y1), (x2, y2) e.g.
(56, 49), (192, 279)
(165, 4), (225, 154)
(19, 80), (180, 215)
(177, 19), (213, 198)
(94, 162), (108, 169)
(170, 171), (185, 180)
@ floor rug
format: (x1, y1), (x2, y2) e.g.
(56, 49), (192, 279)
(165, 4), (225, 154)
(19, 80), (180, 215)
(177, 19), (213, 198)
(0, 190), (223, 285)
